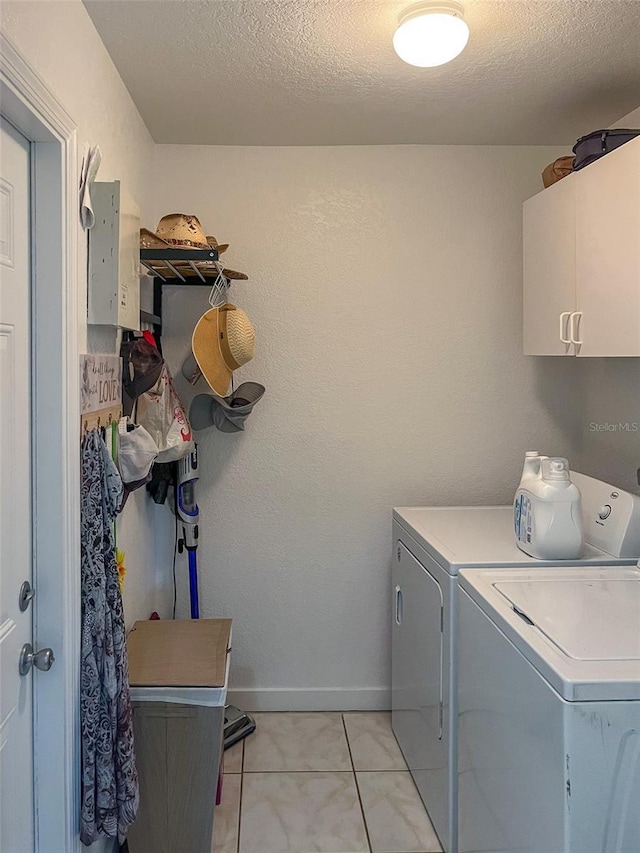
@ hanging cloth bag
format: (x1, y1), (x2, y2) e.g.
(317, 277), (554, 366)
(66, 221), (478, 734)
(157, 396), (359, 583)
(135, 364), (194, 462)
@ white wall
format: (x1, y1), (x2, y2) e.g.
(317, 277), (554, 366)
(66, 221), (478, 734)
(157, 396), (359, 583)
(612, 106), (640, 128)
(153, 143), (581, 709)
(568, 105), (640, 492)
(1, 0), (171, 630)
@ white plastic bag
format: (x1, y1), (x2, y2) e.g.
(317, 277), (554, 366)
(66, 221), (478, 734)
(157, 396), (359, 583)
(135, 364), (194, 462)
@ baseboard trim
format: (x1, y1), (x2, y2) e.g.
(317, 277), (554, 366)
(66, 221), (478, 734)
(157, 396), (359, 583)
(226, 688), (391, 713)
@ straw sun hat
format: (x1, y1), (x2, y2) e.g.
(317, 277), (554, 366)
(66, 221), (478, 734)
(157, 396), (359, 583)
(192, 303), (255, 396)
(139, 213), (247, 279)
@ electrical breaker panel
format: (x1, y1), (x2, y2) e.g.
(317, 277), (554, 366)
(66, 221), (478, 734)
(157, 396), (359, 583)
(88, 181), (140, 330)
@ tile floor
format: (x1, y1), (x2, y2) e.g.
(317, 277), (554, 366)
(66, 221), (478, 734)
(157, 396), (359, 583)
(212, 711), (442, 853)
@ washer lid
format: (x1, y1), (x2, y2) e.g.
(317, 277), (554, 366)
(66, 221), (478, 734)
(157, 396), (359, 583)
(494, 578), (640, 661)
(459, 566), (640, 701)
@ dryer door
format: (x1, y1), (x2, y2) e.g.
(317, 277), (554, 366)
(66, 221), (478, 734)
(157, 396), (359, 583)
(392, 541), (446, 844)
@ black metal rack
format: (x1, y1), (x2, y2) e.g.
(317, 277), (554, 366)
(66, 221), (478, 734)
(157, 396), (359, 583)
(140, 246), (227, 345)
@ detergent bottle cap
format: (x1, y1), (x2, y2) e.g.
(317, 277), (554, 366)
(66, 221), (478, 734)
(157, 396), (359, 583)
(542, 457), (570, 482)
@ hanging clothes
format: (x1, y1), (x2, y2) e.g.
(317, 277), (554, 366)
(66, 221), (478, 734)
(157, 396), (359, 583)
(80, 429), (139, 845)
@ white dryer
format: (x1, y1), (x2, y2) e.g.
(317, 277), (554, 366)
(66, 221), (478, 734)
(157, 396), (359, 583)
(457, 564), (640, 853)
(391, 473), (640, 853)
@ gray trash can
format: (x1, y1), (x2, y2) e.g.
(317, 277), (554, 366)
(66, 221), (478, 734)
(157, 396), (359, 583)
(126, 619), (232, 853)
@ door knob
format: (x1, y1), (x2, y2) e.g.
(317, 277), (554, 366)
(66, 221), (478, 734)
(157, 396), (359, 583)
(18, 643), (55, 676)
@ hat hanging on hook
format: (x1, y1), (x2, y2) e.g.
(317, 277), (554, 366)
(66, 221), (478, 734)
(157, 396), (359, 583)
(191, 303), (256, 397)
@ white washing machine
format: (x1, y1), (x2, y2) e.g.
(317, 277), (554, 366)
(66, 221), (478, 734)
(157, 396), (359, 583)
(391, 473), (640, 853)
(457, 565), (640, 853)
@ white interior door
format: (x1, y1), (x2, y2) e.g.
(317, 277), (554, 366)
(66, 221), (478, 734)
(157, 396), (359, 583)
(0, 116), (35, 852)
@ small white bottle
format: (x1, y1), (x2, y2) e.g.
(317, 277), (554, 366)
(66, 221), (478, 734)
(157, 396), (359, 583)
(514, 456), (584, 560)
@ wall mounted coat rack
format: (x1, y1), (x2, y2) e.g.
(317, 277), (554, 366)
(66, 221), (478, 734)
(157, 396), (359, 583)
(140, 246), (225, 350)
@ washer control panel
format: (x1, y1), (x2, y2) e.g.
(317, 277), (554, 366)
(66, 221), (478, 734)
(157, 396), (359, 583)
(572, 472), (640, 558)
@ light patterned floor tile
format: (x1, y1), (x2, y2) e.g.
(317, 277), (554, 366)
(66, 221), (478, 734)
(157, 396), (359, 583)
(343, 712), (407, 771)
(357, 771), (442, 853)
(223, 739), (244, 774)
(243, 712), (351, 772)
(239, 771), (369, 853)
(212, 774), (241, 853)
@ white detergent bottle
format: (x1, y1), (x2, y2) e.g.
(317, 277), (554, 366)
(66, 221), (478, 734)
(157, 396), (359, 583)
(518, 450), (546, 485)
(514, 456), (584, 560)
(514, 451), (545, 546)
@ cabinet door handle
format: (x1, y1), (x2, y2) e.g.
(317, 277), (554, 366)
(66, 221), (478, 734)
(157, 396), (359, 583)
(559, 311), (571, 344)
(395, 585), (403, 626)
(569, 311), (583, 346)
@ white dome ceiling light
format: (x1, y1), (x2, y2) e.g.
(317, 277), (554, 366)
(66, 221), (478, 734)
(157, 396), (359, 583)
(393, 1), (470, 68)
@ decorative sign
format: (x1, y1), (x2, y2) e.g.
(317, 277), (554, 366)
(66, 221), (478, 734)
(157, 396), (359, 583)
(80, 354), (122, 432)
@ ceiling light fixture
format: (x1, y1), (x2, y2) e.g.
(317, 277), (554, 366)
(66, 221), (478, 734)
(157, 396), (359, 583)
(393, 1), (470, 68)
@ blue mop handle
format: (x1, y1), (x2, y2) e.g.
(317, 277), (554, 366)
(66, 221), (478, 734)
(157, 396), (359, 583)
(188, 549), (199, 619)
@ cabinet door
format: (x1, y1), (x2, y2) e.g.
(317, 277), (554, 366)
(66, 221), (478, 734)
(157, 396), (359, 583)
(575, 138), (640, 356)
(523, 175), (576, 355)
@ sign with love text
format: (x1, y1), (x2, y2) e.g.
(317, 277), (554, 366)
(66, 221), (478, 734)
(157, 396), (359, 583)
(80, 354), (122, 417)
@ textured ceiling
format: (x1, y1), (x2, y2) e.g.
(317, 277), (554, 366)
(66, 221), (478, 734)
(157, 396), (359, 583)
(84, 0), (640, 145)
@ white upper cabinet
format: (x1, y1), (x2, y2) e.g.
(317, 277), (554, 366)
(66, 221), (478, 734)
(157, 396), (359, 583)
(523, 137), (640, 357)
(523, 173), (576, 355)
(575, 138), (640, 356)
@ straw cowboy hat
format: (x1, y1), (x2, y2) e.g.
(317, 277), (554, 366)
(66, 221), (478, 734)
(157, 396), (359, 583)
(139, 213), (248, 279)
(206, 236), (229, 255)
(191, 303), (255, 396)
(156, 213), (211, 249)
(153, 213), (229, 253)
